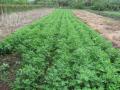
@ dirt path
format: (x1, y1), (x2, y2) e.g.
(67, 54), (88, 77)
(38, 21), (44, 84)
(74, 10), (120, 48)
(0, 8), (53, 41)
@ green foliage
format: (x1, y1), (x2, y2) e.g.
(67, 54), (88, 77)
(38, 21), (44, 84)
(34, 0), (120, 10)
(99, 11), (120, 20)
(91, 0), (107, 11)
(91, 0), (120, 11)
(1, 0), (120, 11)
(0, 9), (120, 90)
(0, 0), (41, 14)
(87, 10), (120, 20)
(0, 0), (30, 4)
(34, 0), (85, 8)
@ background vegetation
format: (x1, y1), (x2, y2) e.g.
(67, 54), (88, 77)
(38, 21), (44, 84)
(91, 0), (120, 11)
(33, 0), (120, 11)
(0, 0), (120, 14)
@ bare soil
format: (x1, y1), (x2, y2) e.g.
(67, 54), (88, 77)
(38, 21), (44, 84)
(74, 10), (120, 48)
(0, 8), (53, 41)
(0, 83), (9, 90)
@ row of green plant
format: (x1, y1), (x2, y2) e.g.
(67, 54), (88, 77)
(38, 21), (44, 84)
(100, 11), (120, 19)
(0, 9), (120, 90)
(88, 10), (120, 20)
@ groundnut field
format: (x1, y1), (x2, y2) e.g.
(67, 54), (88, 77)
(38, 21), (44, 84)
(0, 9), (120, 90)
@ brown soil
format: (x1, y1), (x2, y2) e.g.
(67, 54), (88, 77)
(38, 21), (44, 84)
(0, 53), (21, 90)
(0, 8), (53, 41)
(74, 10), (120, 48)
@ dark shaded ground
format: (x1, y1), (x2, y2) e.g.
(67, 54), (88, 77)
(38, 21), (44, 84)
(0, 83), (10, 90)
(0, 53), (20, 90)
